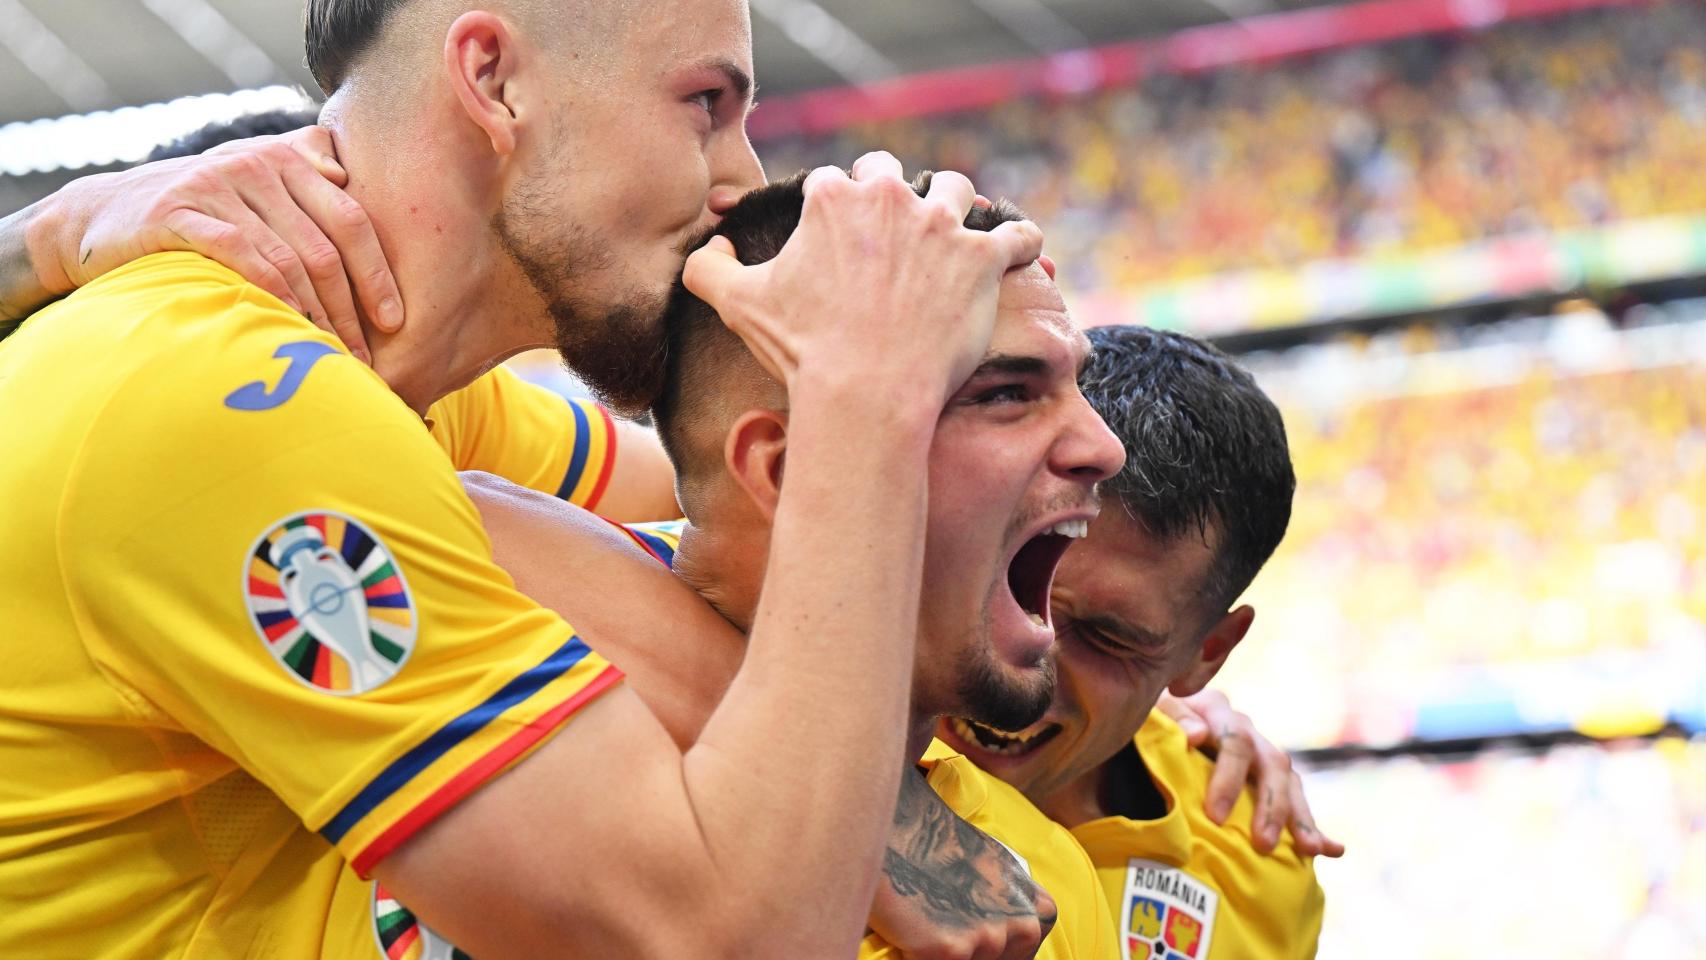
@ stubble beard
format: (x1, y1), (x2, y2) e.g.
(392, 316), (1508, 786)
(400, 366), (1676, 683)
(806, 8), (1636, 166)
(952, 602), (1058, 733)
(494, 205), (672, 416)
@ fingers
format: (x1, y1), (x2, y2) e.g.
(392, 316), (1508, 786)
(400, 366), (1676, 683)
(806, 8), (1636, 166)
(922, 168), (977, 222)
(850, 150), (905, 183)
(1037, 254), (1057, 281)
(986, 218), (1045, 271)
(1247, 772), (1285, 855)
(280, 124), (347, 185)
(276, 156), (404, 336)
(681, 235), (742, 309)
(1032, 885), (1058, 943)
(236, 164), (367, 362)
(802, 164), (850, 199)
(1202, 725), (1254, 826)
(202, 191), (332, 333)
(1283, 771), (1347, 859)
(156, 209), (301, 315)
(1155, 691), (1211, 747)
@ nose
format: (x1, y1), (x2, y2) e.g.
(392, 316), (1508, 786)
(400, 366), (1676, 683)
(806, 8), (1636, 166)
(1053, 394), (1125, 485)
(707, 131), (767, 217)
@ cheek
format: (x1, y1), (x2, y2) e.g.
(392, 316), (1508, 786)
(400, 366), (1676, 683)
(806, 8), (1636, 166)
(1080, 666), (1156, 748)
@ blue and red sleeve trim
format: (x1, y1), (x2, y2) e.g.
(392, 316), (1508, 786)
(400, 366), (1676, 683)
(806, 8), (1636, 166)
(555, 400), (618, 512)
(320, 635), (623, 876)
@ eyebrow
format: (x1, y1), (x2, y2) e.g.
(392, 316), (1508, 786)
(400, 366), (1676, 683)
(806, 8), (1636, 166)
(708, 58), (756, 105)
(968, 353), (1049, 379)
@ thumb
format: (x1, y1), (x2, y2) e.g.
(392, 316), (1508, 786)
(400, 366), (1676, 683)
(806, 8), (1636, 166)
(682, 235), (744, 309)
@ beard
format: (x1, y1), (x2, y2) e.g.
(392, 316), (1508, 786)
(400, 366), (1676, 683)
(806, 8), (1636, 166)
(954, 633), (1057, 733)
(494, 201), (673, 416)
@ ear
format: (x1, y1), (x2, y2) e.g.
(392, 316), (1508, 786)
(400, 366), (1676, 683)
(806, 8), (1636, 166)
(724, 409), (788, 522)
(1167, 604), (1254, 698)
(444, 11), (522, 156)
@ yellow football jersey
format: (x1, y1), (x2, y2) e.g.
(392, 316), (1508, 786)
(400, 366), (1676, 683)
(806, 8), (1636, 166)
(1071, 713), (1324, 960)
(0, 252), (622, 958)
(861, 740), (1118, 960)
(426, 364), (618, 510)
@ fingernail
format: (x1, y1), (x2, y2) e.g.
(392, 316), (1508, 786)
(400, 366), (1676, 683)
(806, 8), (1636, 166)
(379, 296), (403, 330)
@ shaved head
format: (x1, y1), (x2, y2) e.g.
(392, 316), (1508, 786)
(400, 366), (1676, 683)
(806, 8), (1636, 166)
(653, 171), (1028, 520)
(304, 0), (636, 94)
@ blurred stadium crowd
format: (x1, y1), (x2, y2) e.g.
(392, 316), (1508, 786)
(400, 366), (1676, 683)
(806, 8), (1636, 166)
(747, 5), (1706, 954)
(759, 1), (1706, 297)
(1226, 307), (1706, 749)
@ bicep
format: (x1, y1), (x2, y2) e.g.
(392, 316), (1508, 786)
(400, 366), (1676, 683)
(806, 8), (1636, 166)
(462, 472), (737, 747)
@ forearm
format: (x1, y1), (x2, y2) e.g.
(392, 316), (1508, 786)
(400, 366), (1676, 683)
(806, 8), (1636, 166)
(684, 387), (937, 952)
(0, 197), (73, 324)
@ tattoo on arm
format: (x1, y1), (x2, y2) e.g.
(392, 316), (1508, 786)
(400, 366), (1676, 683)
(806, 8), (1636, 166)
(0, 204), (54, 327)
(880, 767), (1038, 929)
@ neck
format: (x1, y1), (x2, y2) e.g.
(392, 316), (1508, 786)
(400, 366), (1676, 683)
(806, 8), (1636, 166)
(1036, 743), (1165, 827)
(321, 109), (553, 414)
(904, 715), (938, 766)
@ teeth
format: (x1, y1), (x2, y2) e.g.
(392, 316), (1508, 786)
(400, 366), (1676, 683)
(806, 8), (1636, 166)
(949, 717), (1056, 756)
(1047, 519), (1089, 539)
(1026, 611), (1047, 628)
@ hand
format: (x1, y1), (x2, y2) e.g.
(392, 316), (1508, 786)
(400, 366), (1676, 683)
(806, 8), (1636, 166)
(43, 126), (401, 363)
(682, 152), (1044, 411)
(1157, 690), (1346, 859)
(868, 767), (1057, 960)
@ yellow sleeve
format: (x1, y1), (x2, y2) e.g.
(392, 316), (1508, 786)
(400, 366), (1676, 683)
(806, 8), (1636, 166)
(60, 309), (622, 878)
(427, 364), (619, 510)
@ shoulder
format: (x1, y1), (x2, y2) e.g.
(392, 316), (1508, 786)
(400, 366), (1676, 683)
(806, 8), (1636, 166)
(1138, 713), (1324, 917)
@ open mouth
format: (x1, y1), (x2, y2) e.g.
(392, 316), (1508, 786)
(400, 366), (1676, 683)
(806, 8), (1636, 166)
(948, 716), (1063, 758)
(1005, 519), (1088, 628)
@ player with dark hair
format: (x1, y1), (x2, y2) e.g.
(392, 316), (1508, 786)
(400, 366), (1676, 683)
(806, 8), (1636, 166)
(942, 325), (1335, 959)
(0, 2), (1051, 958)
(439, 171), (1124, 960)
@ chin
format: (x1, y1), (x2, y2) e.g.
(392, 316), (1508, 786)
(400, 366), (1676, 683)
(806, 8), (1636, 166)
(955, 650), (1056, 735)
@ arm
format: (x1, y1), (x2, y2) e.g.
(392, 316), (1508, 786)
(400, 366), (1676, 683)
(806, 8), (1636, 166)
(468, 473), (1057, 959)
(594, 417), (681, 521)
(428, 367), (679, 522)
(0, 198), (60, 329)
(0, 127), (401, 360)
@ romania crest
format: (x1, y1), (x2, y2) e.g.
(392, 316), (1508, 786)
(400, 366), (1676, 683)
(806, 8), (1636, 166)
(244, 511), (415, 695)
(1120, 859), (1218, 960)
(373, 883), (471, 960)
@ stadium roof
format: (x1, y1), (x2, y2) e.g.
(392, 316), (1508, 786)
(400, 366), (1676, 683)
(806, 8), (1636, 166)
(0, 0), (1332, 127)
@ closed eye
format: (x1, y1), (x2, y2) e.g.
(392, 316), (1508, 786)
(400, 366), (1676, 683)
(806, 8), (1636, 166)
(972, 383), (1031, 405)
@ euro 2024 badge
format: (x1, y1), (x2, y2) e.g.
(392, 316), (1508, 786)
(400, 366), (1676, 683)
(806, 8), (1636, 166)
(373, 883), (471, 960)
(244, 511), (415, 695)
(1121, 858), (1218, 960)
